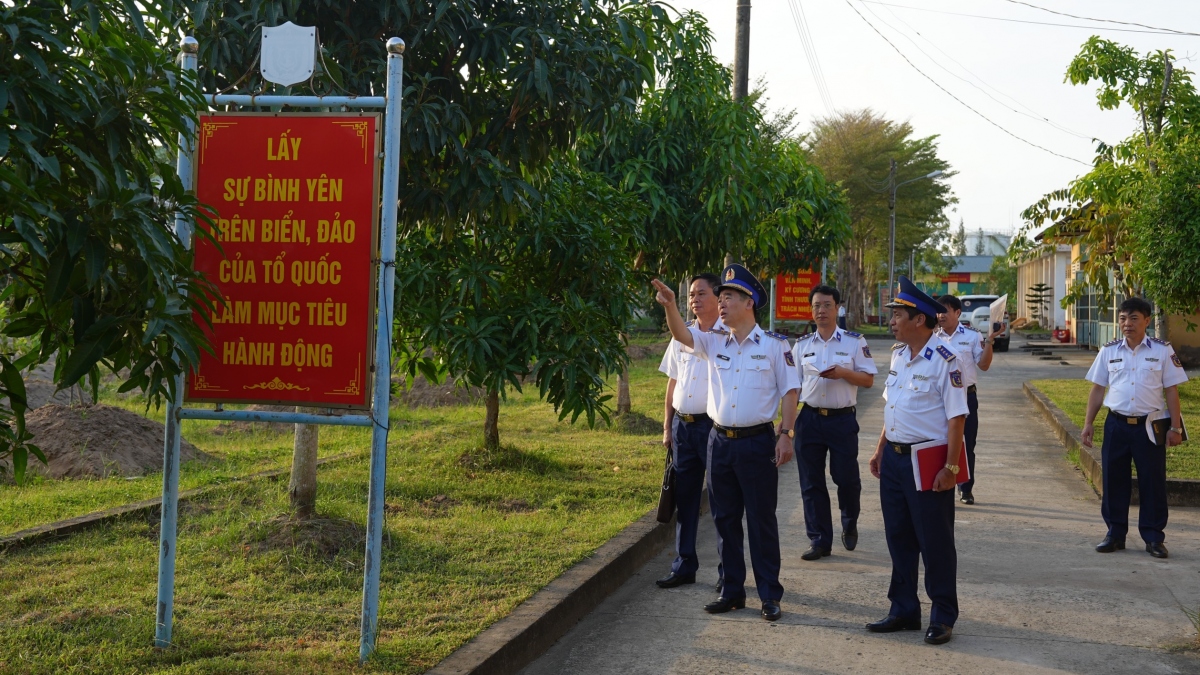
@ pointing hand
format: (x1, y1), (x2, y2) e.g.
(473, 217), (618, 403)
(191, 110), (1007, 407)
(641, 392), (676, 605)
(651, 279), (677, 307)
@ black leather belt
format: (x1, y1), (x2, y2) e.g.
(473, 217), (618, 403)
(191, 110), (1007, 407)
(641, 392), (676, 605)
(675, 412), (710, 424)
(885, 439), (931, 455)
(967, 384), (977, 394)
(713, 422), (775, 439)
(804, 405), (856, 417)
(1113, 413), (1148, 425)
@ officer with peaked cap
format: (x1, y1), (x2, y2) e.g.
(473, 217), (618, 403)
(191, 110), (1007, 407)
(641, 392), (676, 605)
(652, 264), (800, 622)
(865, 276), (968, 645)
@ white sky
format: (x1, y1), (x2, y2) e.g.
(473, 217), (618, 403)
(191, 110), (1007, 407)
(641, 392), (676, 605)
(668, 0), (1200, 235)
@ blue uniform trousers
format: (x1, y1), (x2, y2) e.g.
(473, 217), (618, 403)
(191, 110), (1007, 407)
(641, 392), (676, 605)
(960, 390), (979, 494)
(707, 429), (783, 602)
(795, 406), (861, 549)
(669, 414), (720, 576)
(880, 443), (958, 627)
(1101, 413), (1168, 545)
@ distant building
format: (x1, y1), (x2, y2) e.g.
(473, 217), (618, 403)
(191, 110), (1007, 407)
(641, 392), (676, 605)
(963, 230), (1010, 257)
(919, 255), (997, 297)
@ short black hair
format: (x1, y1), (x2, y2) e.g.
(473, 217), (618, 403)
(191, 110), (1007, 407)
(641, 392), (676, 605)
(897, 305), (938, 329)
(809, 285), (841, 304)
(689, 273), (721, 293)
(1118, 297), (1153, 318)
(937, 294), (961, 312)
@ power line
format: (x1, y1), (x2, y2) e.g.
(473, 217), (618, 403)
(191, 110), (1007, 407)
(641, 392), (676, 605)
(867, 2), (1098, 141)
(786, 0), (834, 113)
(843, 0), (1091, 166)
(795, 0), (835, 110)
(861, 0), (1199, 37)
(999, 0), (1200, 37)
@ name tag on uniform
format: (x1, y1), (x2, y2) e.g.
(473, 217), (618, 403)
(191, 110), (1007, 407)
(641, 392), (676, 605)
(751, 354), (767, 360)
(716, 354), (731, 361)
(1109, 358), (1123, 363)
(803, 353), (815, 358)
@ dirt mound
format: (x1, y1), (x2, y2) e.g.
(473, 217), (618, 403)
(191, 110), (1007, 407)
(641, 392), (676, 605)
(1, 404), (211, 479)
(244, 514), (365, 560)
(394, 375), (483, 408)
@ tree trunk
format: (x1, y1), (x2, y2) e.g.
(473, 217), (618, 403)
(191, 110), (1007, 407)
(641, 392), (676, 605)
(289, 408), (319, 519)
(1156, 309), (1169, 342)
(617, 366), (632, 415)
(484, 389), (500, 452)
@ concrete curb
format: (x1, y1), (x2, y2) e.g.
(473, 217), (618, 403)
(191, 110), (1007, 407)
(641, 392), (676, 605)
(1023, 382), (1200, 506)
(427, 510), (672, 675)
(0, 451), (359, 552)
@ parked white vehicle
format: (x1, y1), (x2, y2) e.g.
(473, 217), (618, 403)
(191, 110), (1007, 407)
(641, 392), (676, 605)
(957, 295), (1010, 352)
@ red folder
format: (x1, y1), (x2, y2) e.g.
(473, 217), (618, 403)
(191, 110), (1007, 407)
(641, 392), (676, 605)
(911, 439), (970, 491)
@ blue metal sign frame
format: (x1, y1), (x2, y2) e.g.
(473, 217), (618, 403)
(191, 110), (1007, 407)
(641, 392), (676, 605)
(154, 35), (404, 664)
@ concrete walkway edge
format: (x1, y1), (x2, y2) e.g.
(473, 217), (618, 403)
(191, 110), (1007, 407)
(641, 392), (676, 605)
(0, 451), (359, 552)
(426, 510), (671, 675)
(1024, 381), (1200, 506)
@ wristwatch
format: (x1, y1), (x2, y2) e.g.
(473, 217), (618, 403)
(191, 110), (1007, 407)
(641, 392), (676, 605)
(944, 463), (960, 475)
(1170, 427), (1184, 435)
(777, 428), (794, 439)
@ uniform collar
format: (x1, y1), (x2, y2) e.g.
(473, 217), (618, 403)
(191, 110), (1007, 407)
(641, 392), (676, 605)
(724, 324), (763, 347)
(813, 327), (842, 344)
(955, 324), (966, 335)
(904, 333), (939, 361)
(1119, 335), (1153, 351)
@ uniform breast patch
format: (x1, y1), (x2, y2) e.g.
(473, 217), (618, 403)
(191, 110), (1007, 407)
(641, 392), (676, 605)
(784, 351), (795, 367)
(835, 351), (849, 356)
(949, 370), (963, 388)
(751, 354), (767, 360)
(862, 344), (872, 358)
(936, 345), (955, 361)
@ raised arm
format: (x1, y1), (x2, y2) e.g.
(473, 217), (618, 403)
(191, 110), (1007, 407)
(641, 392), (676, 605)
(652, 279), (694, 350)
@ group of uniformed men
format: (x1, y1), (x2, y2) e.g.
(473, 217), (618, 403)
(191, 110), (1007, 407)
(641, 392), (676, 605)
(650, 265), (1188, 647)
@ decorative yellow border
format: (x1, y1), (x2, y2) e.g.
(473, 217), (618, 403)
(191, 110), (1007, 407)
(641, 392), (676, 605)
(191, 375), (227, 392)
(325, 355), (363, 396)
(243, 377), (311, 392)
(333, 120), (371, 164)
(199, 121), (238, 164)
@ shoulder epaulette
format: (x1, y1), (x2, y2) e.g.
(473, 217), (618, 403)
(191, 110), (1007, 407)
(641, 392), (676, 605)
(685, 319), (695, 328)
(936, 345), (956, 361)
(891, 342), (905, 351)
(962, 324), (980, 333)
(844, 330), (863, 338)
(711, 328), (730, 335)
(1104, 338), (1122, 347)
(1150, 336), (1171, 346)
(764, 330), (789, 341)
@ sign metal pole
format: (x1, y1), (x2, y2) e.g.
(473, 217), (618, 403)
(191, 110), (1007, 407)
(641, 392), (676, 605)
(155, 35), (199, 649)
(359, 36), (404, 663)
(769, 277), (776, 332)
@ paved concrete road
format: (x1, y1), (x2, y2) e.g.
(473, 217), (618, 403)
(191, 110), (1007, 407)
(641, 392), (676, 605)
(522, 347), (1200, 674)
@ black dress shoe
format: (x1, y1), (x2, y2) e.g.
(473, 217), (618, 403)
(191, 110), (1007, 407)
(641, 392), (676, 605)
(960, 492), (974, 505)
(1095, 536), (1125, 553)
(703, 596), (746, 614)
(801, 545), (832, 561)
(924, 623), (953, 645)
(655, 572), (695, 588)
(1146, 542), (1169, 559)
(865, 615), (921, 632)
(842, 527), (858, 551)
(761, 601), (782, 622)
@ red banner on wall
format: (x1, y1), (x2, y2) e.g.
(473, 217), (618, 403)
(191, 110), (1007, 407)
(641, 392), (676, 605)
(941, 273), (971, 283)
(774, 271), (821, 321)
(185, 113), (380, 408)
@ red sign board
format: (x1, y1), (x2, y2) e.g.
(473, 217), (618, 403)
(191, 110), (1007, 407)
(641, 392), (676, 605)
(186, 113), (380, 408)
(941, 273), (972, 283)
(774, 271), (821, 321)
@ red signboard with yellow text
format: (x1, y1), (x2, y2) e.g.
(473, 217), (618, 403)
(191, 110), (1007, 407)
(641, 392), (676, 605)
(774, 271), (821, 321)
(186, 113), (380, 408)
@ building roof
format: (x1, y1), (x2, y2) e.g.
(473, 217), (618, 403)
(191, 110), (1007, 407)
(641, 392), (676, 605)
(947, 255), (994, 274)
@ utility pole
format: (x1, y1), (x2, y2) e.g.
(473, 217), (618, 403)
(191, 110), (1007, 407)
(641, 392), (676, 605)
(734, 0), (751, 102)
(726, 0), (752, 270)
(885, 159), (897, 327)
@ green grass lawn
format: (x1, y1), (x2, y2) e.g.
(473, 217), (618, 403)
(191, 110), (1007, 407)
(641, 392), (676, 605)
(1031, 378), (1200, 480)
(0, 352), (671, 674)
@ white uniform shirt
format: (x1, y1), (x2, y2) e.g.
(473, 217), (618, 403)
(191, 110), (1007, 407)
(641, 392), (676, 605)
(791, 328), (878, 408)
(882, 334), (970, 443)
(937, 324), (985, 387)
(659, 318), (726, 415)
(1085, 336), (1189, 417)
(688, 324), (801, 427)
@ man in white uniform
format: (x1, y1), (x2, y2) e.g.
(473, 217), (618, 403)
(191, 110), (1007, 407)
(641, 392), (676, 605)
(791, 285), (876, 560)
(866, 276), (968, 646)
(656, 273), (725, 589)
(1082, 297), (1188, 559)
(651, 264), (800, 622)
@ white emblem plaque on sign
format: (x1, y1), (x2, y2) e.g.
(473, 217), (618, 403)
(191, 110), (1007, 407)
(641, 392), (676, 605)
(261, 22), (316, 86)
